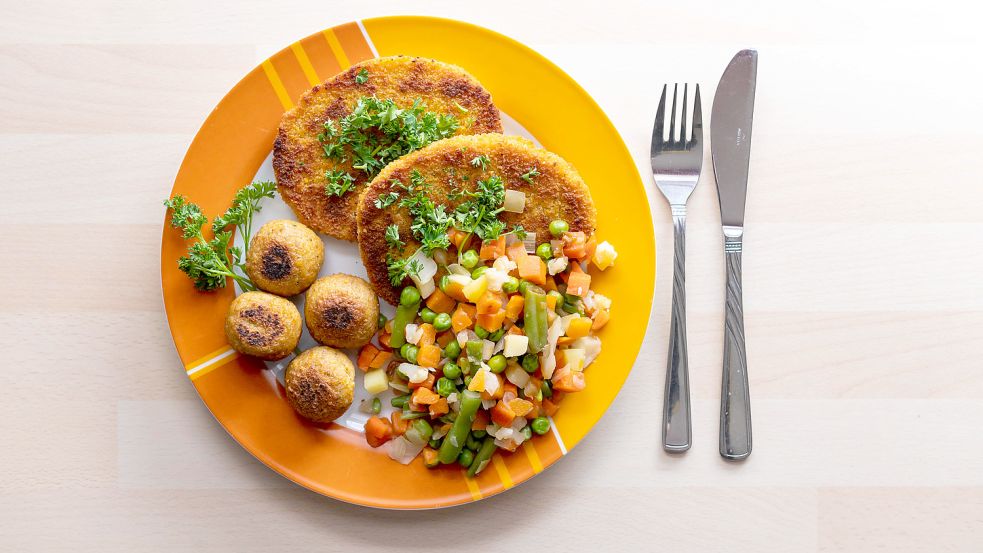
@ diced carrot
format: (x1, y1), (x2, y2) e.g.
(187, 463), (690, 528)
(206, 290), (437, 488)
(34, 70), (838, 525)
(418, 323), (436, 347)
(476, 290), (505, 315)
(408, 373), (436, 390)
(566, 270), (592, 297)
(552, 371), (586, 392)
(497, 440), (519, 452)
(416, 343), (441, 368)
(592, 309), (610, 330)
(443, 278), (469, 302)
(583, 236), (598, 261)
(412, 386), (440, 406)
(451, 306), (473, 333)
(541, 398), (560, 417)
(479, 235), (507, 260)
(517, 254), (546, 285)
(390, 412), (408, 436)
(476, 310), (506, 332)
(365, 416), (394, 448)
(561, 231), (587, 258)
(422, 447), (439, 467)
(566, 316), (592, 339)
(504, 295), (524, 320)
(556, 336), (576, 347)
(506, 324), (524, 336)
(525, 397), (542, 419)
(508, 398), (534, 418)
(459, 303), (477, 319)
(447, 228), (470, 250)
(545, 293), (558, 312)
(491, 400), (516, 427)
(357, 344), (379, 371)
(544, 276), (558, 292)
(425, 288), (457, 314)
(436, 330), (455, 347)
(471, 409), (489, 431)
(378, 332), (392, 350)
(506, 241), (528, 263)
(369, 350), (392, 370)
(429, 397), (449, 418)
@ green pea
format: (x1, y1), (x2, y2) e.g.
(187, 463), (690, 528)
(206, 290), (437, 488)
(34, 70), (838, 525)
(474, 325), (489, 339)
(419, 307), (437, 323)
(400, 344), (419, 364)
(471, 266), (488, 279)
(549, 219), (569, 237)
(502, 276), (520, 293)
(458, 449), (474, 468)
(522, 353), (539, 373)
(461, 250), (479, 269)
(444, 340), (461, 360)
(488, 328), (505, 342)
(400, 286), (421, 306)
(433, 312), (452, 332)
(536, 243), (553, 261)
(463, 375), (473, 387)
(436, 377), (455, 397)
(472, 429), (487, 439)
(377, 313), (387, 329)
(371, 397), (381, 414)
(521, 426), (533, 440)
(391, 395), (409, 409)
(438, 274), (450, 293)
(531, 417), (551, 435)
(488, 354), (507, 373)
(442, 362), (462, 380)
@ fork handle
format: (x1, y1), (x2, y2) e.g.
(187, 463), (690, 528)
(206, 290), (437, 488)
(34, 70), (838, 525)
(662, 208), (692, 452)
(720, 231), (751, 460)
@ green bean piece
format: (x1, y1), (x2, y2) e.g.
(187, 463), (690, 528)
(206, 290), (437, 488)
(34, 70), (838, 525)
(400, 286), (421, 306)
(466, 434), (481, 451)
(371, 397), (381, 414)
(523, 285), (548, 353)
(488, 354), (507, 373)
(389, 300), (419, 348)
(474, 325), (489, 339)
(429, 437), (442, 449)
(405, 418), (434, 445)
(420, 307), (437, 323)
(438, 390), (481, 464)
(531, 417), (551, 435)
(400, 411), (428, 420)
(433, 312), (452, 331)
(438, 274), (450, 293)
(467, 436), (497, 477)
(442, 362), (462, 380)
(391, 395), (409, 409)
(518, 280), (531, 295)
(488, 328), (505, 342)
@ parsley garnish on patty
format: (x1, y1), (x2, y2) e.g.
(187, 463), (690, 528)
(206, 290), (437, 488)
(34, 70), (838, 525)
(317, 97), (458, 198)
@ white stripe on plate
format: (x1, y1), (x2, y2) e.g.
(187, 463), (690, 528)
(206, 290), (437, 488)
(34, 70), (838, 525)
(186, 348), (236, 376)
(356, 20), (380, 58)
(548, 416), (567, 455)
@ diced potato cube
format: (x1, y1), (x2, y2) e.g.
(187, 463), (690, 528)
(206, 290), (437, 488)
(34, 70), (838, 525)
(563, 348), (586, 372)
(503, 334), (529, 357)
(364, 369), (389, 395)
(592, 241), (618, 270)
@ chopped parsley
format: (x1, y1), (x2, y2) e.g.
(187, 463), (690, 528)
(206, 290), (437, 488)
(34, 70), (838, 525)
(470, 154), (490, 170)
(386, 254), (424, 287)
(374, 191), (399, 209)
(454, 175), (507, 241)
(521, 166), (540, 184)
(355, 68), (369, 84)
(317, 97), (459, 197)
(384, 224), (404, 250)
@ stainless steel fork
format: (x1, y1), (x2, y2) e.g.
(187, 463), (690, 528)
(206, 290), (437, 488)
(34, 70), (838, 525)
(651, 83), (703, 453)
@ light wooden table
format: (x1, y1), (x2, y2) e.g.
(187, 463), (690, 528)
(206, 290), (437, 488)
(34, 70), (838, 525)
(2, 1), (982, 551)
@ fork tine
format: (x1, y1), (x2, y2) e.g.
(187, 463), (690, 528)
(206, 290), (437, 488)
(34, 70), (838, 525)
(669, 84), (678, 143)
(652, 84), (667, 150)
(680, 83), (689, 144)
(691, 84), (703, 147)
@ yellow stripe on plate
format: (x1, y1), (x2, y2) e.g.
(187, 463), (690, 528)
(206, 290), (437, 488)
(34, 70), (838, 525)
(464, 476), (482, 501)
(523, 441), (544, 473)
(492, 456), (514, 489)
(289, 42), (322, 86)
(322, 28), (351, 69)
(261, 59), (293, 110)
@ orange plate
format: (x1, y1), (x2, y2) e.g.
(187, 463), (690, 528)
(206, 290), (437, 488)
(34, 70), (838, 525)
(161, 16), (655, 509)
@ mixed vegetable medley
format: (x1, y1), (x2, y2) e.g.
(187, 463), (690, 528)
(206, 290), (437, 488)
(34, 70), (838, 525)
(357, 210), (618, 476)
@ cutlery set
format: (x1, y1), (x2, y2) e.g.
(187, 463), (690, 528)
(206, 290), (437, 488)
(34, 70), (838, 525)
(652, 50), (757, 460)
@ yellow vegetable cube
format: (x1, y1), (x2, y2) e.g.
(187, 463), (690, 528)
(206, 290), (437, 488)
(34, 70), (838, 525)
(592, 241), (618, 271)
(363, 369), (389, 395)
(565, 316), (593, 339)
(563, 348), (586, 372)
(463, 274), (489, 302)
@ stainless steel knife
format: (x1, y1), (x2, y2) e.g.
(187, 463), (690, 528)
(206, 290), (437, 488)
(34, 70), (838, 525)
(711, 49), (757, 460)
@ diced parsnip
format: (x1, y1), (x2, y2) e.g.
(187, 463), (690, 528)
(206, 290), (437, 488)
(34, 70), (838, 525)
(592, 241), (618, 270)
(364, 369), (389, 395)
(503, 189), (526, 213)
(503, 334), (529, 357)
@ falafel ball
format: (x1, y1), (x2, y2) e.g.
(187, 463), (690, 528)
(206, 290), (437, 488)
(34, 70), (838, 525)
(224, 291), (302, 360)
(245, 219), (324, 297)
(304, 274), (379, 349)
(284, 346), (354, 423)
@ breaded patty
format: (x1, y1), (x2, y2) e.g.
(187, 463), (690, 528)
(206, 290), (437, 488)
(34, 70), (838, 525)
(357, 134), (597, 305)
(273, 56), (503, 242)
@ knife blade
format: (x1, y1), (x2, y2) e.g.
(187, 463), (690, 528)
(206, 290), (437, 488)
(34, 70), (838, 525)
(712, 49), (757, 229)
(711, 49), (757, 461)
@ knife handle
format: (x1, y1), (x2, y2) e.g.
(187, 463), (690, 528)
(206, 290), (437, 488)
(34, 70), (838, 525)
(720, 231), (751, 460)
(663, 209), (692, 452)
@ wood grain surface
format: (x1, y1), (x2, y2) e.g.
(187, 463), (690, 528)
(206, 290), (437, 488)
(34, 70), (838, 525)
(2, 1), (982, 551)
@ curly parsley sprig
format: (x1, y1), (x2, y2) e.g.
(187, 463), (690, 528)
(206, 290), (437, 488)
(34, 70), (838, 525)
(163, 181), (276, 292)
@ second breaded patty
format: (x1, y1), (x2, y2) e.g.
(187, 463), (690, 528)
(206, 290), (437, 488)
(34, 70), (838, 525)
(273, 56), (503, 242)
(357, 134), (597, 305)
